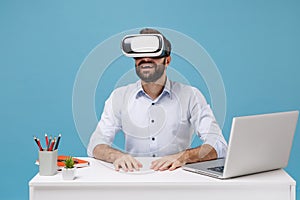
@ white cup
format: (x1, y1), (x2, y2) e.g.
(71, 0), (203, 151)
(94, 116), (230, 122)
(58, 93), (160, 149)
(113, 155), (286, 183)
(38, 150), (58, 176)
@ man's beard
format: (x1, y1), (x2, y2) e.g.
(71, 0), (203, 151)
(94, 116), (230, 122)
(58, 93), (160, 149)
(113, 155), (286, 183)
(135, 61), (165, 83)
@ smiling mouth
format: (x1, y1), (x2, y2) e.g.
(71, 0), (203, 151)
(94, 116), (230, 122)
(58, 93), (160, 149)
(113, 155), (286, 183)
(139, 63), (155, 69)
(140, 65), (153, 69)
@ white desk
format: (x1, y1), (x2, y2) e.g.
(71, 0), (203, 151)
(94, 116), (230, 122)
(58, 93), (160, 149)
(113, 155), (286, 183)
(29, 157), (296, 200)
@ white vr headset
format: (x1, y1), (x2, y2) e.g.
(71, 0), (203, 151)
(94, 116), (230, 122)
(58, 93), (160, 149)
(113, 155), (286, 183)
(121, 34), (169, 58)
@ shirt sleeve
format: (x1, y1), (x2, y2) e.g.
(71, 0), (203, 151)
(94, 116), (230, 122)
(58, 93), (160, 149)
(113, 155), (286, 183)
(189, 88), (228, 158)
(87, 91), (122, 157)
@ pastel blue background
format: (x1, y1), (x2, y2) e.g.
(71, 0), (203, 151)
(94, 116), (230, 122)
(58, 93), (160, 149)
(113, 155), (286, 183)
(1, 0), (299, 199)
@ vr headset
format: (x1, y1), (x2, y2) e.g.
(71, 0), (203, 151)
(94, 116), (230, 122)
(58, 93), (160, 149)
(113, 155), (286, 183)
(121, 34), (169, 58)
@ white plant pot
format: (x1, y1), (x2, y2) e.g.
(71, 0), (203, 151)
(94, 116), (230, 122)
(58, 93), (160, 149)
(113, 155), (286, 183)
(62, 167), (76, 180)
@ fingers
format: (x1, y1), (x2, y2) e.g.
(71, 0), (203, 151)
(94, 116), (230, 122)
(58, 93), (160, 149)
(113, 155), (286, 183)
(168, 161), (182, 171)
(113, 155), (143, 172)
(151, 152), (186, 171)
(151, 158), (183, 171)
(113, 153), (185, 172)
(151, 159), (171, 171)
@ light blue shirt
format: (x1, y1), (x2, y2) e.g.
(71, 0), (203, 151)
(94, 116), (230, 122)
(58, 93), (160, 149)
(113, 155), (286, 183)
(87, 78), (227, 158)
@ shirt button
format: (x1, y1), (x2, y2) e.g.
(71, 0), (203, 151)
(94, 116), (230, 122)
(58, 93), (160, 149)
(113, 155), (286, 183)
(152, 137), (155, 141)
(151, 119), (154, 123)
(152, 103), (155, 105)
(152, 154), (156, 157)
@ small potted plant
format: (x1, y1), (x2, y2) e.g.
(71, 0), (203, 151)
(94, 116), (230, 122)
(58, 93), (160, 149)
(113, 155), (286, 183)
(62, 156), (76, 180)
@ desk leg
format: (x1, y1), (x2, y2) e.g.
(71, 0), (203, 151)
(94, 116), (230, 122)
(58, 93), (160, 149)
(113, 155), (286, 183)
(29, 186), (34, 200)
(290, 185), (296, 200)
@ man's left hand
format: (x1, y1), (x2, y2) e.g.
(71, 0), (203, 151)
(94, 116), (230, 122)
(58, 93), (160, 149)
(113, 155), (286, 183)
(150, 152), (186, 171)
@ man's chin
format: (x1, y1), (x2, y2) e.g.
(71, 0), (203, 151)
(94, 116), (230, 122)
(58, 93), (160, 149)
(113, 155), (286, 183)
(140, 76), (157, 83)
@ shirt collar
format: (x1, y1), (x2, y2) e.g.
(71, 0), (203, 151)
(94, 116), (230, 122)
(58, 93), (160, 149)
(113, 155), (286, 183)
(135, 77), (172, 100)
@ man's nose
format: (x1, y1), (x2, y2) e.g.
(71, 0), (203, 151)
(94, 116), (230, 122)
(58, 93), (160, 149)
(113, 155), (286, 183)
(141, 57), (152, 62)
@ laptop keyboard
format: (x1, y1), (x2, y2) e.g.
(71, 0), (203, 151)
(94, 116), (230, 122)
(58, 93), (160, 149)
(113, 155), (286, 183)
(207, 166), (224, 173)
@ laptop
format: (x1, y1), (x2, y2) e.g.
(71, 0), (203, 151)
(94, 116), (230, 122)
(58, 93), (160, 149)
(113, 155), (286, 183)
(182, 110), (299, 179)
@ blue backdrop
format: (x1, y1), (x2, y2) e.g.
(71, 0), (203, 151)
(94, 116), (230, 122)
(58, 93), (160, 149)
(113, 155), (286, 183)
(0, 1), (299, 199)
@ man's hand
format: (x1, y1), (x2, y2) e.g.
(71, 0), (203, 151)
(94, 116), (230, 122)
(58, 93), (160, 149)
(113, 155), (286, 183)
(93, 144), (143, 172)
(150, 152), (186, 171)
(113, 154), (143, 172)
(150, 144), (218, 171)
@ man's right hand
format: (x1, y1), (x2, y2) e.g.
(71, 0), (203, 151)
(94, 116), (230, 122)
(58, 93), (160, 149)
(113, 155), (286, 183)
(113, 154), (143, 172)
(93, 144), (143, 172)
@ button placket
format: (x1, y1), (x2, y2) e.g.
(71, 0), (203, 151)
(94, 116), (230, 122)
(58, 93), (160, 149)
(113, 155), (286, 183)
(149, 105), (158, 154)
(148, 101), (165, 156)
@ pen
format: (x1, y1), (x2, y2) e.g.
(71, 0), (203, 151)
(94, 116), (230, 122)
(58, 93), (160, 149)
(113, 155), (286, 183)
(34, 136), (43, 151)
(54, 134), (61, 150)
(47, 136), (52, 151)
(48, 138), (56, 151)
(45, 133), (49, 147)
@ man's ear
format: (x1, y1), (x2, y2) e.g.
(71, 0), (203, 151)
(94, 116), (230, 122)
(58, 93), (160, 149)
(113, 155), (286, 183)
(165, 56), (171, 66)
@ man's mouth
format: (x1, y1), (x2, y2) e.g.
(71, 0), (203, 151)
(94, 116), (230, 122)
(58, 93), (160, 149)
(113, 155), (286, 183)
(140, 65), (153, 69)
(138, 62), (155, 69)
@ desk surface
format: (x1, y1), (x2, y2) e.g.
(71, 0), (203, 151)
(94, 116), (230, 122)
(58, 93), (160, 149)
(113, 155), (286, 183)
(29, 157), (295, 187)
(29, 157), (296, 200)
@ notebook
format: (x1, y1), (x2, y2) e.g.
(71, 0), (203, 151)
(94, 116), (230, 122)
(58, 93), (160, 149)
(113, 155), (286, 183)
(36, 155), (90, 169)
(182, 110), (299, 179)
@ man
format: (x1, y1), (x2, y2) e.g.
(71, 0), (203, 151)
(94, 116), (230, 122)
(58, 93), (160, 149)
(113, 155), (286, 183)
(87, 28), (227, 172)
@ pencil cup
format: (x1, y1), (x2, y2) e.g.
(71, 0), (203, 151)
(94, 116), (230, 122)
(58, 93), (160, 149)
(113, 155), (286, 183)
(38, 150), (58, 176)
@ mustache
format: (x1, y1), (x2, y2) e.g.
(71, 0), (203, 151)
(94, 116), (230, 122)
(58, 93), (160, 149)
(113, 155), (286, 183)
(137, 59), (156, 66)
